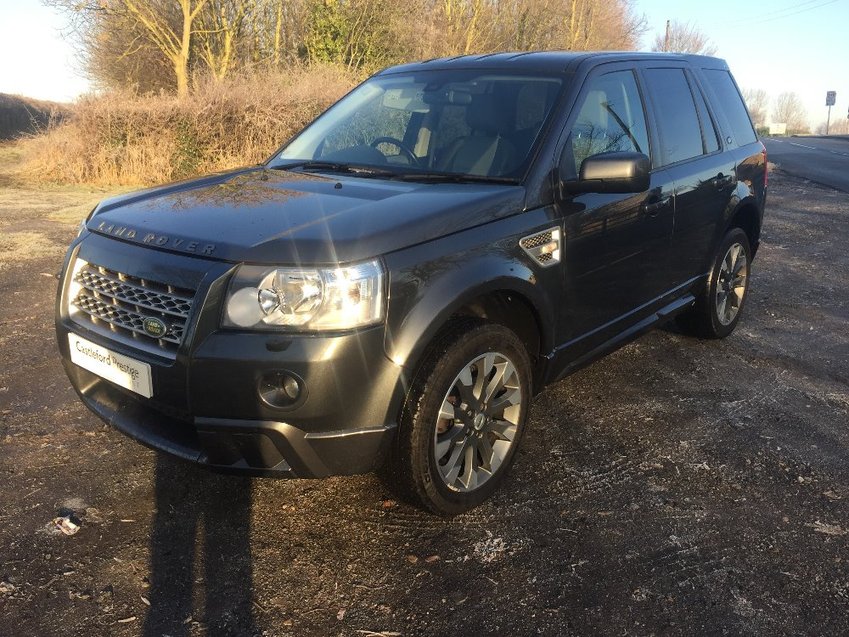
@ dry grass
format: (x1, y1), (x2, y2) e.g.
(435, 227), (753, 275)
(19, 65), (358, 187)
(0, 231), (65, 270)
(0, 140), (123, 239)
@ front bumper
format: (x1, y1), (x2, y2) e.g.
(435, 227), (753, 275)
(61, 357), (397, 477)
(56, 234), (407, 478)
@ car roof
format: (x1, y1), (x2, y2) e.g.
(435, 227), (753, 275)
(377, 51), (729, 76)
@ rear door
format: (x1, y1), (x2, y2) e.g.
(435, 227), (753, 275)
(699, 67), (767, 251)
(555, 64), (675, 343)
(639, 63), (736, 286)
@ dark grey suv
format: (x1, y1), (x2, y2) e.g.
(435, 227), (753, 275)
(56, 52), (767, 514)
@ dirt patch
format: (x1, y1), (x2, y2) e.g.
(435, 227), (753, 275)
(0, 232), (65, 269)
(0, 166), (848, 636)
(0, 144), (123, 223)
(0, 144), (126, 274)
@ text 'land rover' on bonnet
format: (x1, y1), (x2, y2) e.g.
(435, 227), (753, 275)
(56, 52), (766, 515)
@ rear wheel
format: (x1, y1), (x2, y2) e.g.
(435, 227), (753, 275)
(678, 227), (751, 339)
(392, 322), (532, 515)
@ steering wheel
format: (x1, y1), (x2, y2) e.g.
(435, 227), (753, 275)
(370, 136), (421, 167)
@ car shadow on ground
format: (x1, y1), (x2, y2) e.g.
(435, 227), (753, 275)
(143, 455), (257, 636)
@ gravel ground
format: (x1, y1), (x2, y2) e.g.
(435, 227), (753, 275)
(1, 167), (848, 636)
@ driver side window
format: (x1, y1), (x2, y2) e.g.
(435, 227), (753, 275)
(565, 70), (649, 178)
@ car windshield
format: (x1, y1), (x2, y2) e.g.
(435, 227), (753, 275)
(271, 70), (564, 181)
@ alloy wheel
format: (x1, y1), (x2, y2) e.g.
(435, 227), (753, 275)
(432, 351), (523, 492)
(715, 242), (748, 326)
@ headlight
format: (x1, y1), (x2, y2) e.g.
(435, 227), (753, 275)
(223, 259), (385, 331)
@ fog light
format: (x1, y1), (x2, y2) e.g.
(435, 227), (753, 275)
(258, 372), (304, 408)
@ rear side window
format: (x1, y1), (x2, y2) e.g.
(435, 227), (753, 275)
(643, 68), (703, 166)
(703, 70), (757, 146)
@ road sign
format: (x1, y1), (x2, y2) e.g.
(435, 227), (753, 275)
(825, 92), (837, 134)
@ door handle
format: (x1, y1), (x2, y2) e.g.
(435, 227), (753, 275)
(641, 196), (671, 217)
(711, 173), (734, 189)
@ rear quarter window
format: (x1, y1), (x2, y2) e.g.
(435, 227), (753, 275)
(689, 75), (720, 154)
(702, 70), (758, 146)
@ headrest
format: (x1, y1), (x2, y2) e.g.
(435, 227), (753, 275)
(465, 95), (511, 135)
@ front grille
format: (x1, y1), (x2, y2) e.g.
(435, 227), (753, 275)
(69, 261), (196, 355)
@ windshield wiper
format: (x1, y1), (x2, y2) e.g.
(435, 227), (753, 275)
(270, 161), (397, 178)
(393, 171), (519, 185)
(270, 162), (518, 184)
(602, 101), (643, 154)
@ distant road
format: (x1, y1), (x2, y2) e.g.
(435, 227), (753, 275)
(763, 136), (849, 193)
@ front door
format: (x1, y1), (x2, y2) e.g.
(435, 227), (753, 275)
(556, 67), (675, 346)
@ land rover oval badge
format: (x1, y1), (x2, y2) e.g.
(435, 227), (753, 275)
(142, 317), (168, 338)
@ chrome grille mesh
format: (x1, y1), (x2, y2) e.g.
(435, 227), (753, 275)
(520, 227), (561, 267)
(69, 261), (195, 354)
(520, 231), (553, 250)
(77, 268), (193, 317)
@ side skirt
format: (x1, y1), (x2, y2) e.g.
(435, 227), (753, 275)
(540, 278), (704, 388)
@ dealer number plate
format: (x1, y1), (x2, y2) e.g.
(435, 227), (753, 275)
(68, 333), (153, 398)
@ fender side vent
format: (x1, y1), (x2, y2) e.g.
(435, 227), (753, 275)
(520, 227), (561, 267)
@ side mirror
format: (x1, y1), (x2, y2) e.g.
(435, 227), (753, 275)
(562, 151), (651, 195)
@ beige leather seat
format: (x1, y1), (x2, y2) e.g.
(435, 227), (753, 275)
(437, 95), (517, 176)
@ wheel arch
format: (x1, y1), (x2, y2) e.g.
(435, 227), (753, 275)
(727, 199), (762, 256)
(450, 289), (546, 385)
(385, 273), (554, 394)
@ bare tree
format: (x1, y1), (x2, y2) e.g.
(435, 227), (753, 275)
(196, 0), (252, 81)
(772, 92), (809, 133)
(742, 88), (769, 130)
(49, 0), (648, 94)
(49, 0), (210, 98)
(651, 19), (717, 56)
(815, 118), (849, 135)
(268, 0), (307, 67)
(236, 0), (308, 70)
(579, 0), (646, 50)
(426, 0), (646, 56)
(86, 7), (178, 93)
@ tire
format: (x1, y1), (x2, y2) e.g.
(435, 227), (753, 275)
(678, 227), (752, 339)
(391, 321), (532, 515)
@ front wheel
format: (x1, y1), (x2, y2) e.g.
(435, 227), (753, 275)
(678, 227), (752, 339)
(392, 322), (532, 515)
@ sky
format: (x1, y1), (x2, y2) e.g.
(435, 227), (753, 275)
(1, 0), (847, 128)
(0, 0), (89, 102)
